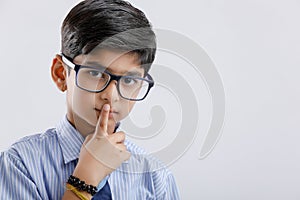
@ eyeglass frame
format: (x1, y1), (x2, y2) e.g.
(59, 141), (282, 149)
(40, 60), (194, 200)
(61, 54), (155, 101)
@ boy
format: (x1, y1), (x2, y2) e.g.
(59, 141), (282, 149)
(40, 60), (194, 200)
(0, 0), (180, 199)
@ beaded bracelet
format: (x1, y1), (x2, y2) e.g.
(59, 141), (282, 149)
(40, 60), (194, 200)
(67, 175), (98, 196)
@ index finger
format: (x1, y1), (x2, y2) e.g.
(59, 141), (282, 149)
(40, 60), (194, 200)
(95, 104), (110, 138)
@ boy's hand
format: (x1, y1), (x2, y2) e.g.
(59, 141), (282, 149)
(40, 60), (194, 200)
(84, 104), (131, 169)
(73, 104), (131, 186)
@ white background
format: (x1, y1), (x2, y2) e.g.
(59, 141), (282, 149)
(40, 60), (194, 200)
(1, 0), (300, 199)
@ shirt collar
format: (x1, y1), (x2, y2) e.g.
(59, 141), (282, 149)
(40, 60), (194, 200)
(56, 116), (84, 164)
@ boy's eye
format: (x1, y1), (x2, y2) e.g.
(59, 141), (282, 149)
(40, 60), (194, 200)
(122, 77), (137, 85)
(88, 70), (104, 78)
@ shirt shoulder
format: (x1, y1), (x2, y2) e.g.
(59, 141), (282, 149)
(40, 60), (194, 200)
(112, 139), (180, 199)
(7, 128), (58, 155)
(4, 128), (59, 164)
(124, 139), (171, 172)
(0, 127), (72, 199)
(125, 139), (148, 154)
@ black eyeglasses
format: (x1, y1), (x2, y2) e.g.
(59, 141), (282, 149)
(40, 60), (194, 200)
(61, 54), (154, 101)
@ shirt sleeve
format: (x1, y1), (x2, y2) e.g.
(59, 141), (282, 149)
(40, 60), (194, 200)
(163, 172), (181, 200)
(0, 151), (42, 199)
(153, 166), (181, 200)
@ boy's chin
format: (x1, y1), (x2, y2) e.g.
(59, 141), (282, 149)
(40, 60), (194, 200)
(72, 115), (97, 135)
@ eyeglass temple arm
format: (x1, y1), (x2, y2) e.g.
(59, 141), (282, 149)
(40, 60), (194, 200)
(60, 54), (75, 69)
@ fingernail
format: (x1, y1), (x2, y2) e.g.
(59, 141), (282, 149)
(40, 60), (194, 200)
(103, 104), (110, 111)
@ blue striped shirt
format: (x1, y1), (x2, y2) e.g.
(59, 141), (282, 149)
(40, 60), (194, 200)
(0, 116), (180, 199)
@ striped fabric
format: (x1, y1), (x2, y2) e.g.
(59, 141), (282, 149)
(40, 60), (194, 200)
(0, 116), (180, 200)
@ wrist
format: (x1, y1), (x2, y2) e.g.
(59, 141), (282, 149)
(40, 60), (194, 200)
(73, 161), (108, 186)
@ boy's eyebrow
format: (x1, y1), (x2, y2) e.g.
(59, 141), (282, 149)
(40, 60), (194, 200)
(124, 71), (143, 77)
(84, 61), (106, 69)
(84, 61), (144, 77)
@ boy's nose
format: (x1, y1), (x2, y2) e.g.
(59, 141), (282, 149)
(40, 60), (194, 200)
(99, 80), (120, 102)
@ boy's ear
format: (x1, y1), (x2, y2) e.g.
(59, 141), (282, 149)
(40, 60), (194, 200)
(51, 54), (68, 92)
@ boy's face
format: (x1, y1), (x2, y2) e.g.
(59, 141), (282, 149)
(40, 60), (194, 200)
(52, 49), (145, 136)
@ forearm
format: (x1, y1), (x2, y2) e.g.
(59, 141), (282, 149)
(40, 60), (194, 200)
(62, 157), (108, 200)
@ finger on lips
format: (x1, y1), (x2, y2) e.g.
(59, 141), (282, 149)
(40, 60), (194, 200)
(101, 105), (110, 129)
(96, 104), (110, 136)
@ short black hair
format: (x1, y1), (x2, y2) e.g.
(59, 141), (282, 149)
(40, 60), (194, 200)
(61, 0), (156, 73)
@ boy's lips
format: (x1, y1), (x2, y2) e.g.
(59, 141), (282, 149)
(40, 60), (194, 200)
(94, 108), (118, 118)
(95, 108), (118, 113)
